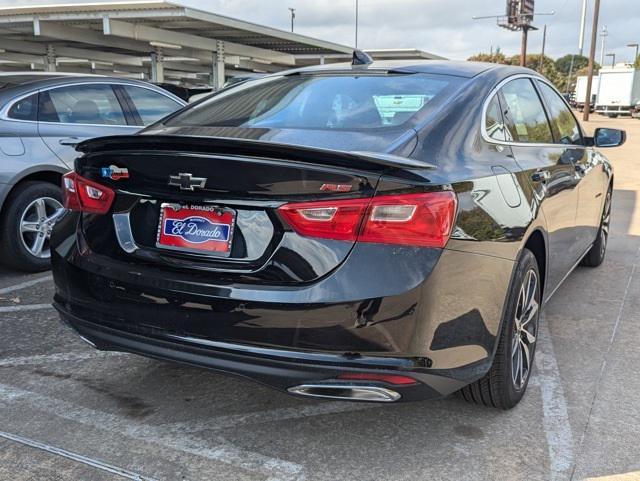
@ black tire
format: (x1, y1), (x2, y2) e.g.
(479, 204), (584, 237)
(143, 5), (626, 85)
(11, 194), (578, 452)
(581, 187), (612, 267)
(0, 181), (63, 272)
(460, 249), (541, 409)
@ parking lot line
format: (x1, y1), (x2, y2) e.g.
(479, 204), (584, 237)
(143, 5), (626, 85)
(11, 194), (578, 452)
(570, 246), (640, 481)
(160, 399), (381, 434)
(0, 382), (305, 481)
(0, 275), (52, 295)
(0, 429), (159, 481)
(0, 303), (53, 313)
(0, 351), (126, 368)
(535, 319), (574, 481)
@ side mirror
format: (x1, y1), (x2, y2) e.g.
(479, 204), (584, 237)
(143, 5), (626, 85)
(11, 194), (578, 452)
(594, 128), (626, 148)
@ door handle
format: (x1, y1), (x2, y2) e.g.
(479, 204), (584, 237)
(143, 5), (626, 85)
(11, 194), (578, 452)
(531, 170), (550, 182)
(58, 137), (80, 146)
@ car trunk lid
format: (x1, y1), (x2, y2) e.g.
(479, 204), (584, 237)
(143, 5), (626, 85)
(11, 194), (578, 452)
(74, 134), (431, 284)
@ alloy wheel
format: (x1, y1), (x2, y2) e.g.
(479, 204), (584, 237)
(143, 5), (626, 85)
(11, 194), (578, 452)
(511, 268), (539, 391)
(600, 191), (612, 257)
(19, 197), (64, 259)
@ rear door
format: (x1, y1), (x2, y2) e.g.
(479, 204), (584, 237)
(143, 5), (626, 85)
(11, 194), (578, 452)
(37, 83), (139, 166)
(535, 79), (605, 255)
(116, 84), (184, 126)
(499, 77), (580, 292)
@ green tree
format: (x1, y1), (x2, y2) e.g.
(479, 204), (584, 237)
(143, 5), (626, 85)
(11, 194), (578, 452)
(503, 54), (566, 89)
(555, 54), (589, 76)
(465, 52), (603, 93)
(467, 52), (509, 64)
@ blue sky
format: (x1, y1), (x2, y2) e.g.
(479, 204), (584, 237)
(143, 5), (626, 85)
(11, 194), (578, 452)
(1, 0), (638, 62)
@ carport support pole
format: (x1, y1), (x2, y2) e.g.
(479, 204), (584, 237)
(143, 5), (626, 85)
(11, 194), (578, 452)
(583, 0), (601, 122)
(150, 49), (164, 83)
(212, 41), (225, 90)
(44, 44), (56, 72)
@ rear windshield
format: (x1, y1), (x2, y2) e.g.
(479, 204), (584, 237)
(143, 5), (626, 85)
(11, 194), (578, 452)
(164, 73), (463, 130)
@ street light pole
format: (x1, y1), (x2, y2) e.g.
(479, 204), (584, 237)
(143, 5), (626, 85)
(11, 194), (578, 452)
(288, 7), (295, 32)
(584, 0), (601, 122)
(578, 0), (588, 56)
(599, 25), (608, 66)
(606, 53), (616, 67)
(540, 24), (547, 74)
(355, 0), (359, 48)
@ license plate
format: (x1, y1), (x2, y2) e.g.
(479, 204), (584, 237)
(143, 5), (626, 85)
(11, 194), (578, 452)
(156, 203), (235, 256)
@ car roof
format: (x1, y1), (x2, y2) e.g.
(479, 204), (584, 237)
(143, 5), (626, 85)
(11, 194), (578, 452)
(0, 72), (104, 88)
(278, 60), (527, 79)
(0, 73), (186, 104)
(286, 60), (495, 78)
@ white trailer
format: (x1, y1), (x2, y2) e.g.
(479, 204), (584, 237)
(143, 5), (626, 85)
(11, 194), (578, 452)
(574, 75), (599, 111)
(595, 67), (640, 117)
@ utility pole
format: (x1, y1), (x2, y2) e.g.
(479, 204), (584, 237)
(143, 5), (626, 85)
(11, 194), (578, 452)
(520, 26), (529, 67)
(540, 24), (547, 74)
(355, 0), (359, 48)
(472, 2), (554, 69)
(599, 25), (608, 67)
(288, 7), (295, 32)
(578, 0), (588, 56)
(584, 0), (600, 121)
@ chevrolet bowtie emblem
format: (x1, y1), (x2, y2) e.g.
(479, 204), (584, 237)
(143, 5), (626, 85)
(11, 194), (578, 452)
(168, 173), (207, 191)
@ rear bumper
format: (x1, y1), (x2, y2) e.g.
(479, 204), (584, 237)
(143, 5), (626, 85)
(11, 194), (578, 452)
(51, 211), (516, 401)
(595, 105), (632, 114)
(55, 303), (468, 402)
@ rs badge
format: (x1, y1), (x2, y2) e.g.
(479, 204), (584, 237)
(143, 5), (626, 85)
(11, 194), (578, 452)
(101, 165), (130, 180)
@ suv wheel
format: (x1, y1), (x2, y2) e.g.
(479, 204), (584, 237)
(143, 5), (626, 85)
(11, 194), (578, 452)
(0, 181), (64, 272)
(461, 249), (541, 409)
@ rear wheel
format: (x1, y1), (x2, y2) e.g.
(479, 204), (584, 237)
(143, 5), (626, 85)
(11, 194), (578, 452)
(0, 181), (64, 272)
(581, 187), (611, 267)
(461, 249), (540, 409)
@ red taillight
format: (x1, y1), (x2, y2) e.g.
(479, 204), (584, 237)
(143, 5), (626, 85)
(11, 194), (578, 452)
(336, 373), (418, 385)
(278, 191), (457, 248)
(62, 172), (115, 214)
(278, 198), (369, 242)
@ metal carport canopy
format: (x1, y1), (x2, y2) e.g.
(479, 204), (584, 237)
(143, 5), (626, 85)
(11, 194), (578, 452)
(0, 1), (354, 85)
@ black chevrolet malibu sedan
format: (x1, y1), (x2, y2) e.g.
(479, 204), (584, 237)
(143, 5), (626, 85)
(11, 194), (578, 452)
(51, 56), (624, 409)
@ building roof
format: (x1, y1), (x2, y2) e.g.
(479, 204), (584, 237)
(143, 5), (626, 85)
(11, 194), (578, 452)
(0, 1), (354, 83)
(364, 49), (446, 61)
(294, 48), (446, 67)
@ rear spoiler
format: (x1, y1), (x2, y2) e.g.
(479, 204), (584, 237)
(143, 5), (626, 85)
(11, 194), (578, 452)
(76, 134), (435, 173)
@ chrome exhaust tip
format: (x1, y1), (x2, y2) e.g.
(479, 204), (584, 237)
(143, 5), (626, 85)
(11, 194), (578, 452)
(287, 383), (401, 402)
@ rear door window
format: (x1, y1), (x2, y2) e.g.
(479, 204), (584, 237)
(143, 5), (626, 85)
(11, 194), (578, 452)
(39, 84), (127, 125)
(7, 93), (38, 121)
(536, 80), (582, 145)
(485, 94), (508, 141)
(500, 78), (553, 144)
(121, 85), (183, 125)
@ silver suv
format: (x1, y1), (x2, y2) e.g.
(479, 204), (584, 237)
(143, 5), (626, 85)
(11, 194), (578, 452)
(0, 73), (185, 271)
